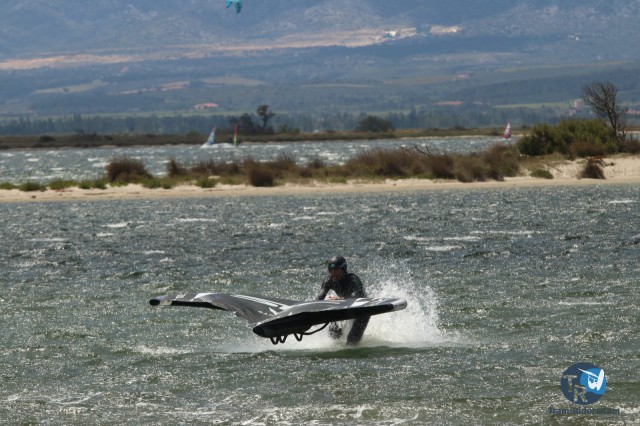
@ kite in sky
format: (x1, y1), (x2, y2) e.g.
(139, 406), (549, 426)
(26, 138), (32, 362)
(225, 0), (243, 13)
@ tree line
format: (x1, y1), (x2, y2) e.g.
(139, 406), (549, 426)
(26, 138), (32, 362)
(0, 105), (559, 137)
(2, 81), (634, 139)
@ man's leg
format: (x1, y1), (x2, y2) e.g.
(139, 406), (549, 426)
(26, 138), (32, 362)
(346, 316), (370, 345)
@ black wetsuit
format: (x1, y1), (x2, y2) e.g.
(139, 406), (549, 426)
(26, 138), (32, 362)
(316, 272), (370, 344)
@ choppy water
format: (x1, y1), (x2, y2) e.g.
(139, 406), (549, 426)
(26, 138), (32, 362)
(0, 136), (502, 184)
(1, 181), (639, 424)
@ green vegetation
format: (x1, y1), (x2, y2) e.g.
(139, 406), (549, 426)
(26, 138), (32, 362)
(529, 169), (554, 179)
(18, 182), (47, 192)
(517, 118), (640, 158)
(3, 87), (640, 193)
(48, 179), (76, 190)
(2, 119), (638, 194)
(196, 177), (217, 189)
(517, 119), (617, 158)
(98, 144), (524, 188)
(0, 182), (17, 190)
(356, 115), (395, 133)
(0, 143), (531, 194)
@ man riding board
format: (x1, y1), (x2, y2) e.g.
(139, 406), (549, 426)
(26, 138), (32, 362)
(316, 256), (370, 345)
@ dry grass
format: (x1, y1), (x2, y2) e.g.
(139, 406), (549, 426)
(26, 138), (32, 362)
(105, 156), (152, 183)
(149, 143), (526, 187)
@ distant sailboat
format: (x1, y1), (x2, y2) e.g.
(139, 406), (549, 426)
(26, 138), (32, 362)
(232, 123), (239, 146)
(201, 127), (216, 148)
(503, 122), (512, 139)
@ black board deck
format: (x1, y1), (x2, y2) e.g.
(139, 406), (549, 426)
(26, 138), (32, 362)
(150, 293), (407, 343)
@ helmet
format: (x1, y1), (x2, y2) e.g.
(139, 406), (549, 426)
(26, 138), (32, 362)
(327, 256), (347, 272)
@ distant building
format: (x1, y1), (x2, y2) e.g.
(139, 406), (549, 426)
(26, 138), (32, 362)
(435, 101), (464, 107)
(193, 103), (219, 110)
(430, 25), (461, 35)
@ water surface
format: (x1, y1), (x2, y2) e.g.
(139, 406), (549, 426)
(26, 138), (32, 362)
(1, 184), (638, 424)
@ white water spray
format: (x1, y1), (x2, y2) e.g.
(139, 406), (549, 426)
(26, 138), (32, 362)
(364, 259), (447, 346)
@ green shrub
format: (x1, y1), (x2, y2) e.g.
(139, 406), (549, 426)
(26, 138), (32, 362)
(328, 176), (348, 184)
(196, 177), (217, 188)
(517, 119), (617, 158)
(516, 123), (568, 156)
(78, 178), (107, 189)
(92, 179), (108, 189)
(0, 182), (17, 190)
(78, 180), (93, 189)
(161, 180), (175, 190)
(48, 179), (76, 190)
(530, 169), (554, 179)
(219, 176), (243, 185)
(356, 115), (395, 132)
(141, 178), (162, 189)
(19, 181), (46, 192)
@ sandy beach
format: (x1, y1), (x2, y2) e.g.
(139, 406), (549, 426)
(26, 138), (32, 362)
(1, 156), (638, 203)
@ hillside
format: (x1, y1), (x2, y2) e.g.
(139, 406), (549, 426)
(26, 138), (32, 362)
(2, 0), (640, 60)
(1, 0), (640, 123)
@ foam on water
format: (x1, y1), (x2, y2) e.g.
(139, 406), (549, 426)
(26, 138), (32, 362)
(424, 245), (461, 252)
(608, 199), (636, 204)
(175, 218), (218, 223)
(134, 345), (195, 356)
(104, 222), (129, 229)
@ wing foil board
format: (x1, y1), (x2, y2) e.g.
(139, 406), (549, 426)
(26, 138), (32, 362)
(149, 293), (407, 343)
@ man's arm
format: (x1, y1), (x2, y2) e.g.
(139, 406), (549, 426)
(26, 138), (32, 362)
(315, 279), (330, 300)
(349, 274), (367, 298)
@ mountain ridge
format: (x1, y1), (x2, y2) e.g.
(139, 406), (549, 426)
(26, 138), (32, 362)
(2, 0), (640, 62)
(1, 1), (640, 120)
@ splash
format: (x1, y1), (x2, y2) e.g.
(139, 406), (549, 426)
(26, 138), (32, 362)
(218, 259), (458, 353)
(363, 259), (450, 346)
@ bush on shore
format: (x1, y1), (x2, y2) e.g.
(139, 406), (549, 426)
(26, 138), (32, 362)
(106, 156), (152, 183)
(5, 127), (638, 192)
(516, 119), (619, 158)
